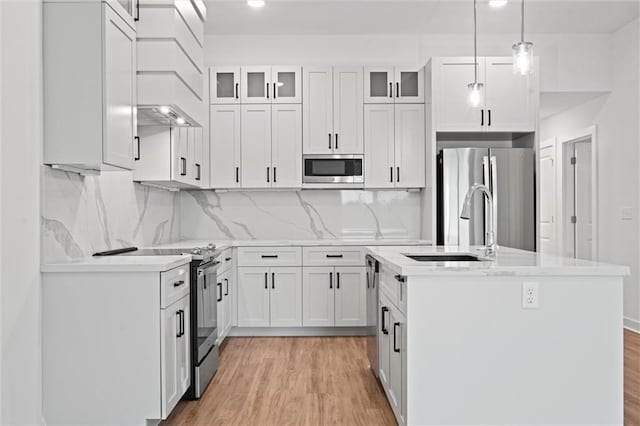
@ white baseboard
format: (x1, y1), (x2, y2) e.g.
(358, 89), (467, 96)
(624, 317), (640, 333)
(228, 327), (368, 337)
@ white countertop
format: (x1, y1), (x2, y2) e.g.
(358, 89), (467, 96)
(41, 255), (192, 273)
(365, 245), (630, 277)
(152, 239), (432, 249)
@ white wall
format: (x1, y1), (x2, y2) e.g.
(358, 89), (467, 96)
(205, 33), (612, 93)
(0, 0), (43, 423)
(540, 19), (640, 332)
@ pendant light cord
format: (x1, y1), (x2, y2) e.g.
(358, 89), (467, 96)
(473, 0), (478, 83)
(521, 0), (525, 43)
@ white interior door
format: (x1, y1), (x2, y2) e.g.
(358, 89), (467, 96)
(394, 104), (425, 188)
(272, 66), (302, 104)
(210, 105), (241, 188)
(333, 67), (364, 154)
(364, 67), (394, 104)
(271, 104), (302, 189)
(270, 267), (303, 327)
(241, 105), (272, 188)
(210, 67), (240, 104)
(539, 141), (557, 255)
(237, 268), (270, 327)
(574, 141), (593, 260)
(364, 104), (395, 188)
(302, 267), (334, 327)
(334, 267), (366, 326)
(303, 66), (334, 154)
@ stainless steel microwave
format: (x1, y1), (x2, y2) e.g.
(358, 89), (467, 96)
(303, 155), (364, 184)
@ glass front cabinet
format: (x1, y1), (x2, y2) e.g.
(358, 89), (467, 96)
(210, 67), (241, 104)
(364, 66), (424, 104)
(241, 66), (302, 104)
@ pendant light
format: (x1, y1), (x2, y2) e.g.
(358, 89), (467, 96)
(468, 0), (483, 108)
(512, 0), (534, 75)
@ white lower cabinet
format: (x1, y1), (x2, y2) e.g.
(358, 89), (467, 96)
(161, 295), (190, 417)
(302, 266), (366, 327)
(216, 266), (235, 344)
(237, 267), (302, 327)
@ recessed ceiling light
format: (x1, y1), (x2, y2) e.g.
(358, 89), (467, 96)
(248, 0), (265, 8)
(489, 0), (508, 7)
(159, 106), (170, 114)
(176, 117), (186, 125)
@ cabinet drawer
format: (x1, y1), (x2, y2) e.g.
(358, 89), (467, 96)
(302, 246), (365, 266)
(219, 248), (234, 274)
(161, 264), (190, 308)
(379, 266), (406, 314)
(237, 247), (302, 267)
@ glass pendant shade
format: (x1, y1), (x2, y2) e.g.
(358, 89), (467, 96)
(513, 42), (534, 75)
(468, 82), (484, 108)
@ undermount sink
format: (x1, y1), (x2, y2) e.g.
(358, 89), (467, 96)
(404, 254), (487, 262)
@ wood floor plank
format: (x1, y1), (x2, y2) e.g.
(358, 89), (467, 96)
(164, 333), (640, 425)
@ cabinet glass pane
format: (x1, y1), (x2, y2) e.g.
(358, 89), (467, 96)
(370, 72), (390, 98)
(277, 72), (296, 98)
(400, 72), (419, 97)
(216, 73), (235, 98)
(247, 72), (266, 98)
(116, 0), (133, 14)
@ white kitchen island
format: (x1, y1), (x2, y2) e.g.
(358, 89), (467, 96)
(365, 245), (629, 426)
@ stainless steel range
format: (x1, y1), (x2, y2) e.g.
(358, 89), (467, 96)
(95, 243), (221, 399)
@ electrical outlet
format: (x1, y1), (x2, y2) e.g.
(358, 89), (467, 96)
(522, 282), (539, 309)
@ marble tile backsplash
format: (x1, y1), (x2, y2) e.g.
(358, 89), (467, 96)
(41, 167), (180, 261)
(179, 190), (422, 241)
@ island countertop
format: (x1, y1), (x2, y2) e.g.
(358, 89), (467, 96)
(365, 245), (630, 277)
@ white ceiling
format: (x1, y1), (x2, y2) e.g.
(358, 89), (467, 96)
(204, 0), (639, 35)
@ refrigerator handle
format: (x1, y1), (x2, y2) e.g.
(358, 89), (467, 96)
(482, 156), (490, 245)
(490, 155), (498, 246)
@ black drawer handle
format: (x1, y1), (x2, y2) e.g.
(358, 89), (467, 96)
(217, 282), (222, 302)
(326, 254), (344, 258)
(381, 307), (389, 335)
(261, 255), (279, 259)
(173, 280), (185, 288)
(394, 275), (405, 283)
(393, 322), (401, 352)
(225, 257), (232, 262)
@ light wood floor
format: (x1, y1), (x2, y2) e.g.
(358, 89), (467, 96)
(164, 332), (640, 426)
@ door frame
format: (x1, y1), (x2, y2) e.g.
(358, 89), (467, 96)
(557, 125), (598, 260)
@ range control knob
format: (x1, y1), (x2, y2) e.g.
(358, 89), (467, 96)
(207, 243), (215, 250)
(191, 248), (202, 255)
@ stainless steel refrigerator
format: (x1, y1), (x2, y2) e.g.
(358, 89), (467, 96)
(437, 148), (535, 251)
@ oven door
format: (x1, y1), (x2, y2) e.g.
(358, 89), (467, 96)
(197, 261), (219, 364)
(303, 155), (364, 184)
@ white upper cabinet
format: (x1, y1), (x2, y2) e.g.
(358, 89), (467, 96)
(365, 66), (424, 104)
(44, 1), (136, 172)
(241, 105), (272, 188)
(484, 57), (536, 132)
(210, 67), (241, 104)
(210, 105), (242, 188)
(303, 66), (364, 154)
(271, 105), (303, 189)
(241, 66), (301, 104)
(365, 104), (396, 189)
(432, 57), (537, 132)
(394, 104), (426, 188)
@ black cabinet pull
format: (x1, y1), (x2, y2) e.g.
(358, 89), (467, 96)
(173, 280), (185, 288)
(217, 282), (223, 302)
(264, 272), (268, 289)
(389, 82), (393, 98)
(134, 0), (140, 21)
(326, 254), (343, 258)
(273, 167), (277, 183)
(397, 166), (400, 183)
(335, 133), (339, 150)
(267, 167), (270, 183)
(236, 167), (239, 183)
(235, 82), (239, 99)
(394, 274), (406, 283)
(336, 272), (340, 289)
(176, 311), (181, 338)
(196, 164), (201, 181)
(366, 271), (369, 288)
(488, 109), (492, 127)
(134, 136), (140, 161)
(390, 167), (393, 182)
(272, 272), (275, 289)
(203, 275), (207, 289)
(381, 307), (389, 334)
(393, 322), (401, 352)
(329, 272), (333, 289)
(225, 257), (232, 262)
(481, 109), (484, 126)
(396, 82), (400, 98)
(180, 157), (187, 176)
(261, 255), (278, 259)
(225, 278), (229, 296)
(273, 82), (277, 99)
(266, 83), (270, 99)
(328, 133), (332, 150)
(180, 310), (185, 337)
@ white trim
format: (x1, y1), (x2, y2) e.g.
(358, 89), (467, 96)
(228, 326), (367, 337)
(624, 317), (640, 333)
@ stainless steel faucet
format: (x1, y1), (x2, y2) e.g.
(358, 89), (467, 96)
(460, 183), (497, 257)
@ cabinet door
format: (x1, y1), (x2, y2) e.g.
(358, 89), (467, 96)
(241, 66), (272, 104)
(388, 308), (403, 420)
(271, 104), (302, 189)
(161, 303), (181, 417)
(177, 296), (191, 398)
(210, 67), (241, 104)
(171, 127), (191, 184)
(102, 4), (136, 169)
(333, 67), (364, 154)
(395, 66), (425, 103)
(192, 127), (204, 185)
(210, 105), (241, 188)
(485, 57), (536, 132)
(394, 104), (425, 188)
(272, 66), (302, 104)
(334, 267), (366, 326)
(223, 274), (233, 336)
(364, 104), (395, 188)
(270, 267), (303, 327)
(378, 296), (391, 389)
(237, 268), (270, 327)
(216, 270), (226, 345)
(241, 105), (272, 188)
(303, 67), (334, 154)
(364, 67), (395, 104)
(433, 57), (485, 132)
(302, 267), (335, 327)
